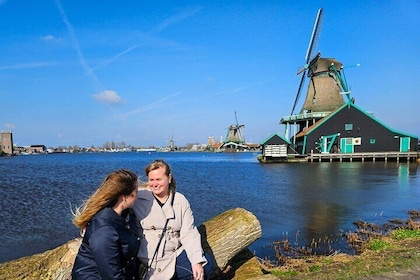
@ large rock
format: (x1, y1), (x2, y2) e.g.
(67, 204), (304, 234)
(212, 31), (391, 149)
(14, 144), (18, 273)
(0, 208), (264, 279)
(0, 238), (81, 280)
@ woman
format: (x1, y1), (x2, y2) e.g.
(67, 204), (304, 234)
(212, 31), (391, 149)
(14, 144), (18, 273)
(132, 159), (212, 280)
(71, 169), (141, 280)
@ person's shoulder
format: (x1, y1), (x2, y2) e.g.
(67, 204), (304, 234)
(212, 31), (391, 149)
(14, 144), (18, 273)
(87, 209), (118, 237)
(93, 207), (113, 220)
(137, 187), (153, 200)
(174, 192), (188, 203)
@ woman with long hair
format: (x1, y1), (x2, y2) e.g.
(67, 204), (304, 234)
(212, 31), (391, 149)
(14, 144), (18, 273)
(72, 169), (141, 280)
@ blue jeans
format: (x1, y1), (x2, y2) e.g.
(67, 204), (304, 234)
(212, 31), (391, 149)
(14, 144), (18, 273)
(171, 250), (213, 280)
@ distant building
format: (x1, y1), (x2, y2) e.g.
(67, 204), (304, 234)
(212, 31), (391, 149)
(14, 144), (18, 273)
(258, 133), (295, 163)
(1, 131), (13, 155)
(29, 145), (47, 154)
(207, 136), (216, 146)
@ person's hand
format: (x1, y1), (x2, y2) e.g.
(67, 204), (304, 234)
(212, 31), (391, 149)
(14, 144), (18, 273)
(192, 263), (205, 280)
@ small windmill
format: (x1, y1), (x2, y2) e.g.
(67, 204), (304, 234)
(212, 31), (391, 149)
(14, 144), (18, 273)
(225, 111), (245, 144)
(165, 134), (178, 151)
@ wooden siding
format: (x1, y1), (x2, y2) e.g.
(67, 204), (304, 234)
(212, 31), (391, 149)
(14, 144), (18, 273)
(296, 104), (418, 154)
(263, 144), (287, 157)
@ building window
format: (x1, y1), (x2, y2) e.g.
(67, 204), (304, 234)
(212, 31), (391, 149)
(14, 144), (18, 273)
(370, 138), (376, 144)
(345, 123), (353, 131)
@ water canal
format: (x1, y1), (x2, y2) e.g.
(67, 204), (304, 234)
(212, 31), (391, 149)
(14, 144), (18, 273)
(0, 152), (418, 263)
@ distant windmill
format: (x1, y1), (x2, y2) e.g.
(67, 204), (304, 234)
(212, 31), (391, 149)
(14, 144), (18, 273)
(165, 134), (178, 151)
(225, 111), (245, 144)
(283, 8), (356, 139)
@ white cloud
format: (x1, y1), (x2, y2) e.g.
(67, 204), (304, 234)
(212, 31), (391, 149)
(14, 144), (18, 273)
(92, 90), (122, 104)
(42, 35), (55, 41)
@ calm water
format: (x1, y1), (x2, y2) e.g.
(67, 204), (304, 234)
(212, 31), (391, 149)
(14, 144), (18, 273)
(0, 152), (419, 263)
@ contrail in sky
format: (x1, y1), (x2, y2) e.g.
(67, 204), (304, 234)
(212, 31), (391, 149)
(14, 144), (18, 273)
(120, 92), (182, 118)
(54, 0), (101, 91)
(0, 61), (55, 70)
(91, 7), (201, 72)
(53, 1), (199, 111)
(152, 7), (202, 33)
(87, 44), (143, 74)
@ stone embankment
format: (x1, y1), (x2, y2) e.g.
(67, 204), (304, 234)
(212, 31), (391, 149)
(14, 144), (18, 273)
(0, 208), (275, 280)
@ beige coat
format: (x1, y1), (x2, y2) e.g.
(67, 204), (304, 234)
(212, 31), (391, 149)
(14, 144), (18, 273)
(133, 189), (207, 280)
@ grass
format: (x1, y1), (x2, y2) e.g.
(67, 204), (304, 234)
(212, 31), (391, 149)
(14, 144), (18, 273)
(392, 228), (420, 240)
(366, 238), (390, 250)
(263, 232), (420, 279)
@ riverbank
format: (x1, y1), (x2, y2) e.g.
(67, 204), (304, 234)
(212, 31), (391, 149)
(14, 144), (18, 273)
(1, 209), (419, 280)
(263, 233), (420, 279)
(1, 229), (419, 280)
(259, 214), (420, 280)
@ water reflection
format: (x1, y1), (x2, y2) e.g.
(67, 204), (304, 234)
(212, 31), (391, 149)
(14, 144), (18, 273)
(251, 161), (420, 256)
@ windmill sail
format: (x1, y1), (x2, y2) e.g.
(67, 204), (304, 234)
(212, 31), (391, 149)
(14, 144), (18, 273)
(290, 8), (323, 115)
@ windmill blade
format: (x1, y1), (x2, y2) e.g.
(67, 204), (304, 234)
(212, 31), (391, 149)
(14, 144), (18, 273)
(296, 65), (306, 75)
(290, 8), (323, 115)
(305, 8), (323, 63)
(291, 69), (307, 115)
(234, 111), (239, 126)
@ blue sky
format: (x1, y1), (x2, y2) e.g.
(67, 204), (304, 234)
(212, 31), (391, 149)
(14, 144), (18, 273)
(0, 0), (418, 148)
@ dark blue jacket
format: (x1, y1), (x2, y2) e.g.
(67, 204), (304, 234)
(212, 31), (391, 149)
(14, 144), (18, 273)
(72, 207), (140, 280)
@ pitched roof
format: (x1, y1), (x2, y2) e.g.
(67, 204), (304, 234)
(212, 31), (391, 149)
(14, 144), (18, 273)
(260, 133), (291, 145)
(295, 101), (418, 139)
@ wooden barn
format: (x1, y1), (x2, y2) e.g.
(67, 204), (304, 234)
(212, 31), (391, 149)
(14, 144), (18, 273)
(291, 102), (418, 155)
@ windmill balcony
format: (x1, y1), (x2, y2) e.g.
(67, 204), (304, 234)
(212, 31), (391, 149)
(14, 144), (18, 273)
(281, 111), (331, 124)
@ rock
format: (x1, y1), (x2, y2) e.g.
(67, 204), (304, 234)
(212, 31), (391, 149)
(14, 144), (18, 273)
(0, 238), (81, 280)
(0, 208), (264, 279)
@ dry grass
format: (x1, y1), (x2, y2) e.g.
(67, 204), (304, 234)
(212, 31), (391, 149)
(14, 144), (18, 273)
(259, 210), (420, 280)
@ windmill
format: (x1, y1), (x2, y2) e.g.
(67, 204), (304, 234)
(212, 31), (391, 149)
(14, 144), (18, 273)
(165, 133), (178, 151)
(225, 111), (245, 144)
(282, 8), (355, 140)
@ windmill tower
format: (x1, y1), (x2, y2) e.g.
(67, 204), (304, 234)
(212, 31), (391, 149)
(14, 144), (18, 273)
(165, 134), (178, 151)
(225, 111), (245, 144)
(282, 8), (354, 141)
